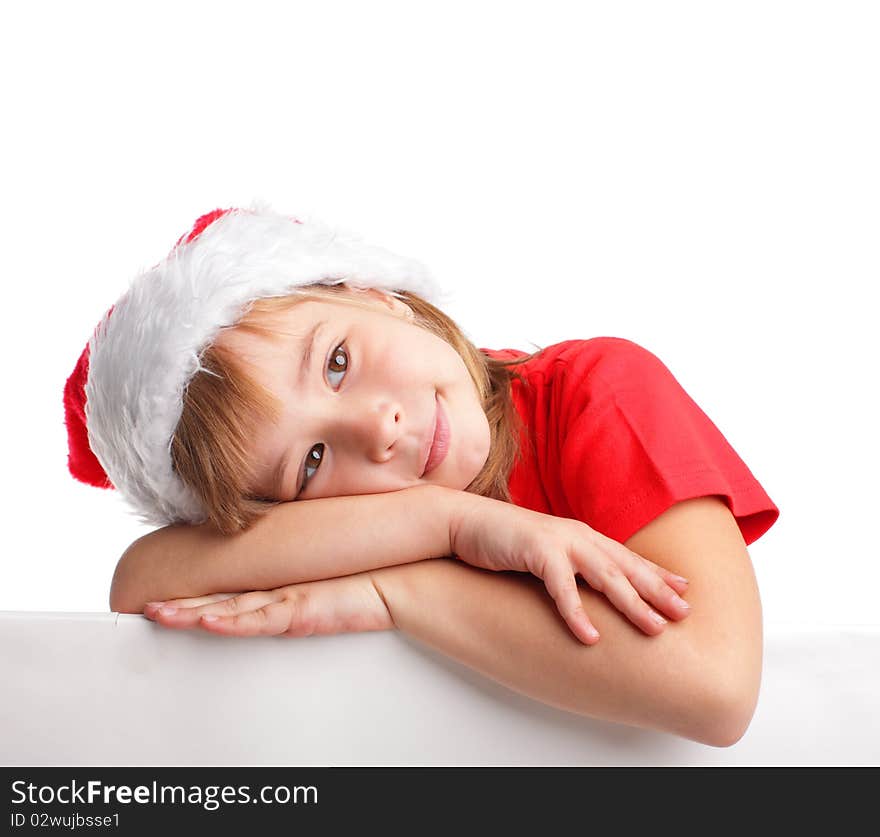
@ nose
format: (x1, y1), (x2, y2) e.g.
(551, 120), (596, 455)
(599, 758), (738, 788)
(333, 399), (403, 463)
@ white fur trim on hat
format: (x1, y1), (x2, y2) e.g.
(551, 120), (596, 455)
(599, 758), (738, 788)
(84, 201), (446, 528)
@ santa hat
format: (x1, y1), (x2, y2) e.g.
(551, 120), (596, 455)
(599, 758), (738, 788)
(63, 201), (444, 528)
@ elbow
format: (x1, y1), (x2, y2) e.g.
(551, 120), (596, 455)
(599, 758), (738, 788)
(108, 587), (139, 615)
(685, 656), (762, 748)
(108, 565), (136, 614)
(690, 684), (759, 748)
(667, 610), (763, 749)
(108, 539), (147, 614)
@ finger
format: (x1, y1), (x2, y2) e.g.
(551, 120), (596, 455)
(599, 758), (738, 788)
(637, 556), (690, 593)
(199, 598), (304, 637)
(617, 551), (692, 621)
(578, 555), (669, 637)
(149, 591), (275, 628)
(591, 533), (691, 618)
(538, 561), (601, 646)
(144, 593), (240, 617)
(590, 529), (690, 592)
(630, 560), (692, 621)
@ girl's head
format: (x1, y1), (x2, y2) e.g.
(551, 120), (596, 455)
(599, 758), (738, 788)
(173, 282), (542, 533)
(65, 204), (542, 532)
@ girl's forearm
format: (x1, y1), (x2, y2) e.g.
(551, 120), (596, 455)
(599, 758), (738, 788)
(372, 558), (731, 747)
(110, 485), (467, 613)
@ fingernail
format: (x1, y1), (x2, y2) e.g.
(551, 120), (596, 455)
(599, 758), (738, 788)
(672, 575), (689, 585)
(649, 610), (667, 625)
(675, 595), (690, 610)
(145, 602), (164, 608)
(585, 625), (600, 640)
(201, 614), (219, 622)
(159, 606), (177, 616)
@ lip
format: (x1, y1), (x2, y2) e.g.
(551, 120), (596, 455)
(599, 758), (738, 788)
(421, 393), (450, 477)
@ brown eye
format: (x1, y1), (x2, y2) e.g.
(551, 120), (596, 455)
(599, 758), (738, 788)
(299, 343), (349, 496)
(327, 343), (349, 387)
(300, 444), (324, 494)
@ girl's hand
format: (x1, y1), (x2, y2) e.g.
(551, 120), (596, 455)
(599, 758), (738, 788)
(142, 572), (394, 637)
(450, 495), (692, 645)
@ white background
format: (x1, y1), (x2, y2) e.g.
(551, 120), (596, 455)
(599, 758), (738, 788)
(1, 1), (876, 625)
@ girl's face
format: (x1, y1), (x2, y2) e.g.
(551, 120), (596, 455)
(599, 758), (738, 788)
(215, 288), (491, 502)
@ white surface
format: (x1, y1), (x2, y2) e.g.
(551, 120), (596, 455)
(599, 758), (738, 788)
(1, 612), (877, 766)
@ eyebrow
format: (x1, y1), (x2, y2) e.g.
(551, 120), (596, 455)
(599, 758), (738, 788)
(271, 319), (327, 499)
(298, 319), (327, 385)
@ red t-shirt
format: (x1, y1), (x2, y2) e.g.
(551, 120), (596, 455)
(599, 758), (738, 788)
(480, 337), (779, 546)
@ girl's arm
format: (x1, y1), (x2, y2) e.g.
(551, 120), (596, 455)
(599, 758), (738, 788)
(110, 484), (460, 613)
(373, 560), (732, 746)
(146, 495), (761, 746)
(112, 483), (691, 647)
(371, 495), (762, 748)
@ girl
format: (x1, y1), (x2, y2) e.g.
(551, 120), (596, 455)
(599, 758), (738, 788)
(64, 204), (779, 747)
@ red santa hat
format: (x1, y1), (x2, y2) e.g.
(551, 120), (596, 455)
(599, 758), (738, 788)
(64, 201), (444, 528)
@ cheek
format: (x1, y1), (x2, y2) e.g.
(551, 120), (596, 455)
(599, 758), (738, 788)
(386, 335), (439, 376)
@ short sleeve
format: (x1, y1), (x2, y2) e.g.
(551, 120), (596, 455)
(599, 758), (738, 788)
(558, 339), (779, 546)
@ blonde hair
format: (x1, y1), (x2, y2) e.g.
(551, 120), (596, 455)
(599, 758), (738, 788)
(171, 283), (545, 534)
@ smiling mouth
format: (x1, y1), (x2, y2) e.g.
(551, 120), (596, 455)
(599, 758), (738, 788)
(422, 393), (449, 477)
(421, 398), (438, 477)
